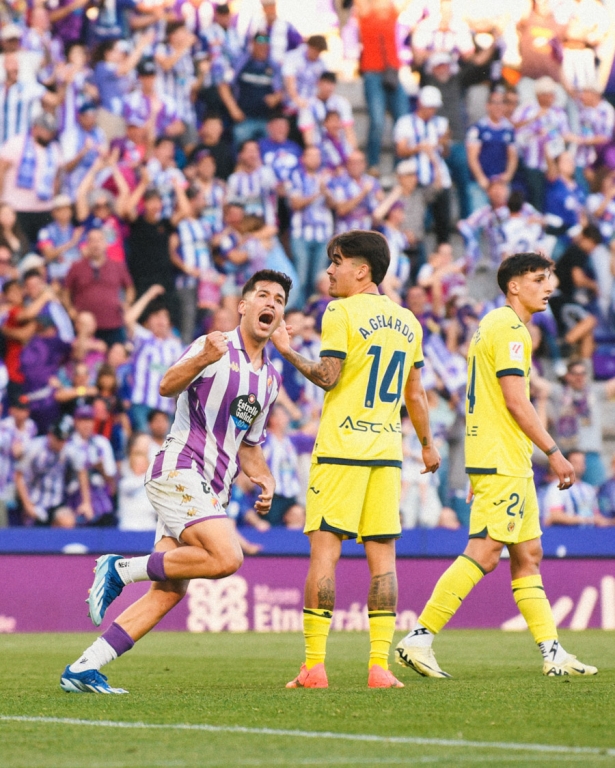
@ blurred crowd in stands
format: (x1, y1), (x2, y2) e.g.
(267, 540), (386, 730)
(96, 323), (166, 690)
(1, 0), (615, 546)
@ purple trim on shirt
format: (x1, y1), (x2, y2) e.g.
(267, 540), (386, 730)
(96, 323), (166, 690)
(184, 514), (228, 529)
(211, 344), (241, 494)
(101, 622), (135, 657)
(175, 376), (213, 474)
(146, 551), (167, 582)
(151, 450), (165, 478)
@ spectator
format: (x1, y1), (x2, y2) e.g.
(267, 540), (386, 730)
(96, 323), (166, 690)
(14, 415), (75, 527)
(458, 178), (511, 277)
(145, 136), (187, 219)
(319, 110), (354, 173)
(258, 114), (302, 183)
(0, 245), (17, 290)
(0, 394), (36, 527)
(189, 114), (235, 180)
(0, 202), (29, 262)
(538, 359), (615, 487)
(597, 455), (615, 522)
(64, 227), (135, 346)
(513, 75), (570, 211)
(299, 71), (356, 150)
(227, 139), (277, 225)
(560, 0), (609, 93)
(544, 149), (586, 259)
(394, 85), (451, 243)
(542, 450), (609, 527)
(116, 436), (157, 531)
(327, 149), (382, 234)
(64, 404), (117, 526)
(354, 0), (408, 172)
(550, 224), (601, 359)
(0, 112), (63, 247)
(466, 88), (518, 212)
(219, 32), (284, 146)
(92, 34), (153, 122)
(0, 52), (50, 145)
(260, 403), (305, 529)
(60, 102), (108, 199)
(154, 21), (198, 139)
(571, 84), (615, 190)
(54, 360), (98, 417)
(0, 23), (43, 84)
(56, 42), (99, 135)
(411, 0), (476, 76)
(586, 168), (615, 245)
(282, 34), (328, 120)
(144, 408), (170, 460)
(200, 2), (243, 79)
(122, 56), (184, 141)
(247, 0), (303, 67)
(124, 285), (183, 431)
(37, 195), (84, 285)
(516, 0), (566, 89)
(287, 146), (333, 305)
(47, 0), (88, 48)
(189, 149), (227, 233)
(71, 311), (107, 370)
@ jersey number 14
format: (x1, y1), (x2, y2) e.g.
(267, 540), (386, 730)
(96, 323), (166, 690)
(365, 345), (406, 408)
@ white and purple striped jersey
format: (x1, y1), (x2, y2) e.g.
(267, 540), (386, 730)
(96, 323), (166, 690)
(0, 415), (37, 498)
(131, 325), (185, 413)
(458, 203), (510, 271)
(0, 81), (45, 144)
(146, 327), (281, 506)
(227, 165), (277, 226)
(145, 158), (187, 219)
(287, 166), (334, 242)
(246, 17), (303, 66)
(298, 93), (354, 145)
(263, 433), (301, 499)
(155, 43), (196, 124)
(393, 113), (451, 188)
(122, 90), (181, 137)
(17, 435), (68, 512)
(281, 45), (326, 111)
(175, 217), (214, 289)
(200, 21), (244, 85)
(327, 171), (381, 233)
(513, 104), (570, 171)
(576, 100), (615, 168)
(201, 179), (226, 232)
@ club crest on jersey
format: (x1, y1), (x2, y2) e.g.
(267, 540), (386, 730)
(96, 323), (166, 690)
(509, 342), (524, 361)
(507, 520), (515, 533)
(230, 393), (262, 430)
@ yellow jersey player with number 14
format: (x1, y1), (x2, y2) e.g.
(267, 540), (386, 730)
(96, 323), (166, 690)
(396, 253), (597, 680)
(272, 230), (440, 690)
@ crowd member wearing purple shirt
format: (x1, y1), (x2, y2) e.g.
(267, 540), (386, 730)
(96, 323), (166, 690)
(61, 269), (292, 695)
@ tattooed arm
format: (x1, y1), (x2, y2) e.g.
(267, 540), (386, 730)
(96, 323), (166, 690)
(270, 324), (342, 391)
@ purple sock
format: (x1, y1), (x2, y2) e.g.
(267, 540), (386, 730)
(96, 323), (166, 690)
(146, 551), (167, 582)
(101, 622), (135, 658)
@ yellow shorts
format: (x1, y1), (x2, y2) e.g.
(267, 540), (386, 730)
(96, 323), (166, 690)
(469, 474), (541, 545)
(305, 461), (402, 543)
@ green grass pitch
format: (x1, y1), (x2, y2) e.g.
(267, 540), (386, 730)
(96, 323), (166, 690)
(0, 630), (614, 768)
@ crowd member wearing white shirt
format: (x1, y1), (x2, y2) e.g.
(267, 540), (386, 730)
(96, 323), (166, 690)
(542, 450), (611, 527)
(394, 85), (452, 244)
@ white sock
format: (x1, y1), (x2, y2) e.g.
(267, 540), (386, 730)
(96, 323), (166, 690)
(115, 555), (151, 585)
(538, 639), (567, 664)
(69, 638), (117, 673)
(404, 622), (434, 647)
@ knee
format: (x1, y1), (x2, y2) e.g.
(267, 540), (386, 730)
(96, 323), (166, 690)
(214, 547), (244, 578)
(481, 554), (500, 574)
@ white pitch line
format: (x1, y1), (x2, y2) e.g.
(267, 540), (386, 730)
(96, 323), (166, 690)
(1, 715), (614, 757)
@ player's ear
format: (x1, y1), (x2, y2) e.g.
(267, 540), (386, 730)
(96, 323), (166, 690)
(238, 297), (246, 316)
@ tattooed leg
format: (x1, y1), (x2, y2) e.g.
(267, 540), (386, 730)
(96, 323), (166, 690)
(304, 530), (343, 609)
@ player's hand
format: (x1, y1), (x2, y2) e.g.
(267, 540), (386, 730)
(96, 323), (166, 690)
(466, 485), (474, 504)
(549, 451), (575, 490)
(202, 331), (228, 365)
(250, 473), (274, 514)
(420, 444), (441, 474)
(270, 323), (293, 356)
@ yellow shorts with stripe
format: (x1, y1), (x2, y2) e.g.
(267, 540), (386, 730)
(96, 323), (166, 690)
(305, 460), (402, 543)
(469, 474), (542, 545)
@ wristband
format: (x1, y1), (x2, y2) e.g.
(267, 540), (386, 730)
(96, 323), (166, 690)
(545, 444), (559, 456)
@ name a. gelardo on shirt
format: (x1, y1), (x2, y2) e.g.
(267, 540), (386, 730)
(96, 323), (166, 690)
(358, 314), (415, 342)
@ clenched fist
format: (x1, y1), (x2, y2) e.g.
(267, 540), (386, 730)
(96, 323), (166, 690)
(201, 331), (229, 365)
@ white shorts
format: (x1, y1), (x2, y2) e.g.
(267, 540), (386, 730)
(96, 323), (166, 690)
(145, 468), (227, 543)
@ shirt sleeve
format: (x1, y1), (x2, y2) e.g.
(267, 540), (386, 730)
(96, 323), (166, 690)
(492, 320), (528, 378)
(412, 320), (425, 368)
(319, 302), (348, 359)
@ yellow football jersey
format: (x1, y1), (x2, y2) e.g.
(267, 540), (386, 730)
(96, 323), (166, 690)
(314, 293), (424, 466)
(465, 305), (533, 478)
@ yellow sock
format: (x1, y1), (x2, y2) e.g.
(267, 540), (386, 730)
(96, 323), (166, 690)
(419, 555), (485, 634)
(303, 608), (332, 669)
(368, 611), (396, 670)
(512, 575), (557, 644)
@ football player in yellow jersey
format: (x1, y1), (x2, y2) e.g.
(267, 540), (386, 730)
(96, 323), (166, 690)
(271, 230), (440, 689)
(396, 253), (598, 678)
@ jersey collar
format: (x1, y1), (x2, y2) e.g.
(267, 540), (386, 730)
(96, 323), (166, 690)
(231, 326), (270, 366)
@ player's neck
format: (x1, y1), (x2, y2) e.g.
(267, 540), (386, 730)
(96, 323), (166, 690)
(505, 300), (530, 325)
(346, 282), (380, 298)
(240, 328), (267, 369)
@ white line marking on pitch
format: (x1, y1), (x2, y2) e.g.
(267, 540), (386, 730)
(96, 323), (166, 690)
(1, 715), (614, 757)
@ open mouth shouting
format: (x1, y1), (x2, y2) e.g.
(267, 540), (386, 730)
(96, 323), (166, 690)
(258, 309), (275, 330)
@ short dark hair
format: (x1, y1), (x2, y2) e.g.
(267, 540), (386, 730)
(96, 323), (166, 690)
(154, 135), (175, 148)
(2, 278), (18, 294)
(507, 190), (524, 213)
(497, 252), (553, 295)
(581, 223), (602, 245)
(320, 71), (337, 84)
(147, 408), (169, 424)
(242, 270), (293, 305)
(22, 268), (44, 281)
(307, 34), (327, 52)
(326, 230), (390, 286)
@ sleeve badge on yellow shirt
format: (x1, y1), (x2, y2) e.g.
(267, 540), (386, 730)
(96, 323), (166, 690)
(509, 342), (524, 361)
